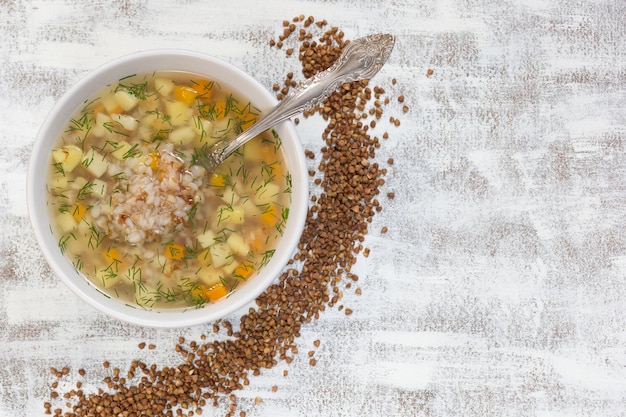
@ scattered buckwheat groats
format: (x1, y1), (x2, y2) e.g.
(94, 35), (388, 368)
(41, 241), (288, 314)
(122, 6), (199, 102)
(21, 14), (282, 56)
(44, 16), (407, 417)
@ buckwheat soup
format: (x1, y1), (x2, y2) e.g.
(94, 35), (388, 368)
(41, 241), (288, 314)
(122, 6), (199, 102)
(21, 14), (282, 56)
(46, 71), (291, 310)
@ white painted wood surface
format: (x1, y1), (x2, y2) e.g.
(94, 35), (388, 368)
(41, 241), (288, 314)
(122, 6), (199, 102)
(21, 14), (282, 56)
(1, 1), (625, 416)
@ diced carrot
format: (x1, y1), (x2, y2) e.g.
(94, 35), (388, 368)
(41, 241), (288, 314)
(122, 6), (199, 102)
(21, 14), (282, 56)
(174, 85), (198, 105)
(103, 247), (123, 266)
(72, 203), (87, 222)
(191, 284), (207, 300)
(165, 243), (186, 260)
(204, 283), (228, 302)
(147, 150), (160, 170)
(233, 262), (255, 279)
(260, 204), (279, 227)
(209, 172), (226, 187)
(192, 78), (213, 93)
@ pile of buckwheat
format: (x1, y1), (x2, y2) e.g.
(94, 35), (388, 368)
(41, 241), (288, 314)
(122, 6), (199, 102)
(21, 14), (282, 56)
(44, 16), (408, 417)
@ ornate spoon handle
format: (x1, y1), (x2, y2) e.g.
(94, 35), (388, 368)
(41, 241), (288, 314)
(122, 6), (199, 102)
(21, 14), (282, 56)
(200, 33), (395, 171)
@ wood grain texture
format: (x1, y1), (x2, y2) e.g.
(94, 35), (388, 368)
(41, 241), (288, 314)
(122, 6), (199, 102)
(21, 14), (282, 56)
(1, 0), (625, 416)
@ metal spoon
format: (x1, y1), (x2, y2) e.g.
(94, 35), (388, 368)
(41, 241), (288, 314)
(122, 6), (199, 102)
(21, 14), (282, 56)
(196, 33), (395, 172)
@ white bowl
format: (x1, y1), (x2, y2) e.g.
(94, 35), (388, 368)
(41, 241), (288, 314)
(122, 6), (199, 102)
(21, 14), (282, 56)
(27, 50), (308, 328)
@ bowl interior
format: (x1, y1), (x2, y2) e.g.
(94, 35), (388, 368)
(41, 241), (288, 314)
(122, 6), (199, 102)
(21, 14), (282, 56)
(27, 50), (308, 328)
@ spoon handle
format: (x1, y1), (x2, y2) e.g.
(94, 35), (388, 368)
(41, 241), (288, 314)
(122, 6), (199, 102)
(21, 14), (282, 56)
(201, 33), (395, 171)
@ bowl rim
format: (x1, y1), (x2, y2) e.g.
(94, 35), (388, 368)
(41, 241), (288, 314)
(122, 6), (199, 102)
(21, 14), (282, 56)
(26, 49), (308, 328)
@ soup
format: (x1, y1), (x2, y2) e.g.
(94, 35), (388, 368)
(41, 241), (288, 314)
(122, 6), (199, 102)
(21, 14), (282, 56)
(46, 71), (291, 310)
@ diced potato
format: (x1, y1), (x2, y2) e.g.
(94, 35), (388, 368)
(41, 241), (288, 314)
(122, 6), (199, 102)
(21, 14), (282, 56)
(69, 176), (88, 190)
(196, 265), (222, 287)
(222, 261), (238, 275)
(193, 117), (214, 142)
(217, 205), (245, 225)
(255, 182), (280, 205)
(197, 229), (217, 249)
(49, 174), (70, 191)
(219, 188), (240, 205)
(52, 145), (83, 173)
(138, 97), (159, 112)
(101, 95), (121, 114)
(154, 77), (175, 96)
(243, 138), (262, 161)
(57, 212), (77, 233)
(92, 113), (112, 137)
(165, 100), (192, 126)
(226, 205), (245, 225)
(82, 149), (108, 178)
(140, 113), (159, 128)
(211, 117), (230, 135)
(227, 233), (250, 256)
(114, 90), (139, 111)
(234, 179), (254, 196)
(169, 126), (197, 145)
(240, 197), (261, 217)
(91, 178), (108, 198)
(112, 114), (138, 131)
(110, 141), (132, 160)
(193, 117), (213, 134)
(209, 242), (232, 268)
(136, 124), (153, 143)
(63, 233), (83, 254)
(76, 213), (94, 234)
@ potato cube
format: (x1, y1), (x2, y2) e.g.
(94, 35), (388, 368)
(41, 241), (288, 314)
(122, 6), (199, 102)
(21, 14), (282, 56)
(76, 213), (94, 234)
(169, 126), (197, 145)
(70, 176), (88, 191)
(82, 149), (108, 178)
(217, 205), (245, 225)
(112, 114), (138, 131)
(165, 100), (192, 126)
(57, 212), (77, 233)
(240, 198), (261, 217)
(154, 77), (175, 96)
(110, 141), (132, 160)
(219, 188), (239, 205)
(101, 95), (121, 114)
(255, 182), (280, 205)
(222, 261), (238, 275)
(243, 138), (262, 161)
(91, 178), (108, 198)
(226, 205), (245, 224)
(227, 233), (250, 256)
(114, 90), (139, 111)
(92, 113), (112, 137)
(49, 174), (70, 191)
(193, 117), (216, 145)
(197, 229), (217, 249)
(52, 145), (83, 173)
(196, 265), (222, 287)
(209, 242), (232, 268)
